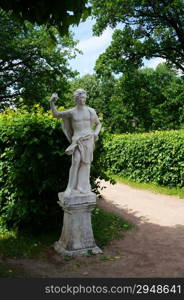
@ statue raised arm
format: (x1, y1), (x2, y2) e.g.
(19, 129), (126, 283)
(50, 93), (72, 119)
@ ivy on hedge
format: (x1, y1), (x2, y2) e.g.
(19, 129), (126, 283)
(0, 106), (108, 230)
(103, 131), (184, 188)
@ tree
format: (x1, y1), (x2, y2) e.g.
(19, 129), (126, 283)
(0, 11), (78, 110)
(95, 60), (184, 133)
(67, 74), (102, 109)
(0, 0), (91, 35)
(121, 64), (184, 132)
(95, 28), (148, 76)
(91, 0), (184, 73)
(68, 74), (117, 131)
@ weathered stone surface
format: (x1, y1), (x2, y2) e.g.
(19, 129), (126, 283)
(50, 89), (102, 257)
(54, 193), (102, 256)
(50, 89), (101, 197)
(57, 191), (97, 206)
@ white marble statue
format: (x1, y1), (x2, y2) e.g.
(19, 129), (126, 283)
(50, 89), (101, 197)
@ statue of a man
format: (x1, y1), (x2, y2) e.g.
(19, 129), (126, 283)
(50, 89), (101, 197)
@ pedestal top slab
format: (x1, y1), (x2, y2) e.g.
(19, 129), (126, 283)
(58, 191), (96, 207)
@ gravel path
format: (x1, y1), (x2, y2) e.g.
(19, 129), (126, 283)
(3, 181), (184, 278)
(100, 181), (184, 227)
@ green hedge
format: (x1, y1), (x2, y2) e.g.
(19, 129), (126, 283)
(103, 130), (184, 188)
(0, 106), (107, 230)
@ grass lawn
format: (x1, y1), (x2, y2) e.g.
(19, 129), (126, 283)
(111, 175), (184, 199)
(0, 207), (133, 277)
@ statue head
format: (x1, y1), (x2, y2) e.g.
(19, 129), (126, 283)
(73, 88), (87, 105)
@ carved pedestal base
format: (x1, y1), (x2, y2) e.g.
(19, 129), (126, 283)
(54, 192), (102, 257)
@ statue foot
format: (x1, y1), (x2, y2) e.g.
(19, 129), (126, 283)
(76, 188), (92, 195)
(64, 189), (72, 198)
(63, 188), (93, 198)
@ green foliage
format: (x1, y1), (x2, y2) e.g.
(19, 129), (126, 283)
(0, 227), (59, 259)
(66, 75), (103, 111)
(91, 131), (114, 192)
(92, 207), (133, 248)
(0, 1), (91, 36)
(65, 74), (115, 130)
(95, 27), (145, 75)
(0, 106), (108, 230)
(91, 0), (184, 73)
(68, 74), (121, 133)
(0, 207), (133, 260)
(112, 175), (184, 199)
(103, 130), (184, 188)
(94, 63), (184, 133)
(0, 11), (78, 110)
(0, 106), (67, 229)
(67, 66), (184, 134)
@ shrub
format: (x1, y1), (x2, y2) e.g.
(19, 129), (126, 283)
(103, 130), (184, 188)
(0, 106), (107, 230)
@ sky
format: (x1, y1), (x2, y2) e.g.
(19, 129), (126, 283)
(69, 18), (165, 77)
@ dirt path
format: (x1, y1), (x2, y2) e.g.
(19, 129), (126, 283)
(3, 181), (184, 277)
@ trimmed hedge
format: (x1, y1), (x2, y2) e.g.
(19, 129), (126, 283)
(103, 130), (184, 188)
(0, 106), (107, 230)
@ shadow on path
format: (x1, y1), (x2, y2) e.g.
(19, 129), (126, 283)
(1, 195), (184, 278)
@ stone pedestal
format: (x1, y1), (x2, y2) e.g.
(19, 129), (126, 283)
(54, 192), (102, 256)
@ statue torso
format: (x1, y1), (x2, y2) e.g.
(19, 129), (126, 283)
(71, 106), (93, 137)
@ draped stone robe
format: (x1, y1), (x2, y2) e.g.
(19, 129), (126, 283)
(61, 107), (98, 194)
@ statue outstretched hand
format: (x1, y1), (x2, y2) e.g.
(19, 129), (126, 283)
(50, 93), (58, 103)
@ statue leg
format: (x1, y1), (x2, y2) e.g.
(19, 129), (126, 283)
(65, 149), (81, 195)
(77, 162), (91, 194)
(76, 137), (93, 194)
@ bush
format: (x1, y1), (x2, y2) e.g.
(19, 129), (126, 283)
(0, 106), (108, 230)
(103, 130), (184, 188)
